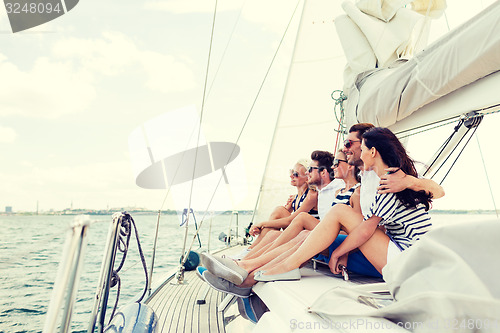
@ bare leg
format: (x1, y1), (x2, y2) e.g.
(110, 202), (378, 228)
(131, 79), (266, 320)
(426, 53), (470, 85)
(244, 239), (274, 260)
(263, 213), (319, 253)
(260, 204), (390, 276)
(239, 231), (310, 272)
(238, 232), (309, 288)
(248, 206), (290, 249)
(248, 227), (279, 250)
(269, 206), (291, 220)
(239, 238), (306, 287)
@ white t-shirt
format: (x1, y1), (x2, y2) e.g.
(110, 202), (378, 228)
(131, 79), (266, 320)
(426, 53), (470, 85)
(317, 178), (345, 220)
(360, 170), (380, 216)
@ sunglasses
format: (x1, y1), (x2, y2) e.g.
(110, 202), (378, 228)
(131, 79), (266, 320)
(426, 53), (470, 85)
(290, 170), (300, 177)
(343, 139), (361, 148)
(307, 166), (323, 173)
(333, 159), (347, 167)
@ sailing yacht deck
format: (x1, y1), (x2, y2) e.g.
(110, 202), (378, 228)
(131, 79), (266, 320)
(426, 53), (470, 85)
(145, 245), (249, 333)
(145, 269), (227, 333)
(144, 244), (407, 333)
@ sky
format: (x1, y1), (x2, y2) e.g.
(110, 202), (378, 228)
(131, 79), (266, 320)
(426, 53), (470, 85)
(1, 0), (499, 213)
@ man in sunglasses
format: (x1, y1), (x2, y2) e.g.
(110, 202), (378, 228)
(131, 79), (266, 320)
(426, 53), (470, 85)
(244, 150), (344, 258)
(343, 123), (444, 211)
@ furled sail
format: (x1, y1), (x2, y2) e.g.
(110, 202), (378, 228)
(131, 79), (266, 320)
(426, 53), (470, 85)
(340, 0), (500, 133)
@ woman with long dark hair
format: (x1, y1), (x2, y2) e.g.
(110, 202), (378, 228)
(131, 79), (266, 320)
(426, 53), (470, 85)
(254, 127), (433, 281)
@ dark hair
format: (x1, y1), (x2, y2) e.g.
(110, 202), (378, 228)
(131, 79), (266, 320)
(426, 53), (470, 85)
(362, 127), (432, 210)
(349, 123), (375, 141)
(336, 149), (361, 183)
(311, 150), (334, 180)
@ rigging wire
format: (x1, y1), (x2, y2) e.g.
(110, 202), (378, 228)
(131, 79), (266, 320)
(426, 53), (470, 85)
(437, 125), (478, 184)
(396, 105), (500, 139)
(431, 125), (472, 180)
(181, 0), (303, 261)
(178, 0), (219, 273)
(206, 0), (247, 98)
(475, 133), (499, 218)
(422, 119), (464, 177)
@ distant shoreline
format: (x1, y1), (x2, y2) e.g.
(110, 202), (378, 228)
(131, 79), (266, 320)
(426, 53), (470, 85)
(1, 209), (498, 216)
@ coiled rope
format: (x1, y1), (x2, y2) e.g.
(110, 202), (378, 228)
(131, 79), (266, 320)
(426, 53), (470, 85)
(107, 213), (148, 324)
(331, 89), (347, 152)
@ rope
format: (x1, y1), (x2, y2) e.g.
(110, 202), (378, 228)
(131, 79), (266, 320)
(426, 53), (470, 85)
(475, 134), (499, 218)
(331, 90), (347, 152)
(206, 0), (246, 99)
(178, 0), (219, 275)
(431, 123), (471, 179)
(438, 125), (479, 185)
(396, 105), (500, 139)
(107, 213), (149, 324)
(397, 118), (459, 139)
(422, 119), (464, 177)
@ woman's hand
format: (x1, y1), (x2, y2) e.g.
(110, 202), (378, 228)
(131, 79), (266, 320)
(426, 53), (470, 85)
(378, 168), (406, 194)
(284, 195), (295, 210)
(328, 253), (348, 275)
(249, 224), (262, 236)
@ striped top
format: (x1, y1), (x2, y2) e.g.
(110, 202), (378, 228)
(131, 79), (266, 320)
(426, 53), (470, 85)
(291, 188), (319, 218)
(291, 188), (308, 212)
(364, 192), (432, 250)
(331, 183), (360, 207)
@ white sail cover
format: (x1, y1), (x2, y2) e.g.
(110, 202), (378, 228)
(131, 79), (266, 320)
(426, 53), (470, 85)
(342, 0), (500, 132)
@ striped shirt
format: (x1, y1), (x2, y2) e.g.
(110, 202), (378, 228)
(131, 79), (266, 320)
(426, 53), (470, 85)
(331, 183), (360, 207)
(364, 193), (432, 250)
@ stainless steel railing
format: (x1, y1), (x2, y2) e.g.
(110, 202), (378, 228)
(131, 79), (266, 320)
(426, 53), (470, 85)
(87, 212), (125, 333)
(43, 215), (92, 333)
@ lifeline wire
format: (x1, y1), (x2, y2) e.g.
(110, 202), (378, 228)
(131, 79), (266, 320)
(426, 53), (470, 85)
(180, 0), (219, 269)
(475, 134), (499, 218)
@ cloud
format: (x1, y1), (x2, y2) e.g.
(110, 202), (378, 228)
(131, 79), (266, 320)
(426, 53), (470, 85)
(53, 31), (196, 92)
(0, 126), (17, 143)
(0, 31), (196, 119)
(0, 53), (96, 118)
(144, 0), (297, 34)
(139, 50), (196, 93)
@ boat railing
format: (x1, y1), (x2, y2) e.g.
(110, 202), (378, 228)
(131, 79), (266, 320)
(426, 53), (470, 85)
(43, 215), (92, 333)
(86, 212), (125, 333)
(86, 211), (150, 333)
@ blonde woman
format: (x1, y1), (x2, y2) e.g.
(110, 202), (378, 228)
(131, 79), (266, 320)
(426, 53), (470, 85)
(247, 158), (318, 251)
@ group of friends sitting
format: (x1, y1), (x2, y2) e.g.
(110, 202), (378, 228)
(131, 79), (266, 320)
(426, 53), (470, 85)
(196, 123), (445, 309)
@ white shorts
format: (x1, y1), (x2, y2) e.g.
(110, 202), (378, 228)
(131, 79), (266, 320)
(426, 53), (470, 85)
(387, 240), (403, 264)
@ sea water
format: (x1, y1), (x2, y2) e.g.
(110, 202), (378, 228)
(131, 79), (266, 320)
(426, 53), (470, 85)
(0, 212), (497, 333)
(0, 212), (251, 333)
